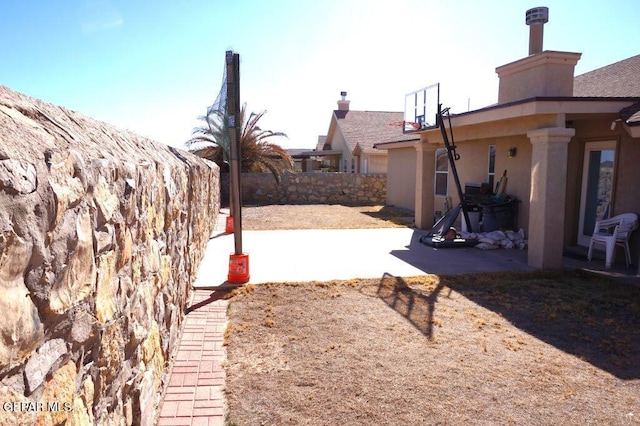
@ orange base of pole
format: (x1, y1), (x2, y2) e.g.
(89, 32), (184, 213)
(228, 253), (250, 284)
(225, 216), (234, 233)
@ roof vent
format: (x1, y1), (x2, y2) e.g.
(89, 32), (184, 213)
(526, 7), (549, 55)
(526, 7), (549, 24)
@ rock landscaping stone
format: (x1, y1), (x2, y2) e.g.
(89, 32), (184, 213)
(222, 171), (386, 205)
(0, 85), (219, 425)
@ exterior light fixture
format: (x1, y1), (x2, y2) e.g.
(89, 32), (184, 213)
(611, 119), (621, 130)
(507, 147), (517, 158)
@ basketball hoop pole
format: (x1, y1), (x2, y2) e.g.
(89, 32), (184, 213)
(438, 104), (473, 232)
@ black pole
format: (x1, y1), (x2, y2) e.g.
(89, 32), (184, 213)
(226, 51), (243, 254)
(438, 104), (472, 232)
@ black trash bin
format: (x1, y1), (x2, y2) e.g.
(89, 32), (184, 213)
(481, 197), (517, 231)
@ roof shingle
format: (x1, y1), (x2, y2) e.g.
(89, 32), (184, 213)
(573, 54), (640, 97)
(333, 110), (409, 154)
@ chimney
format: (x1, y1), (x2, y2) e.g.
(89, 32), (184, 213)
(526, 7), (549, 55)
(495, 6), (581, 103)
(337, 91), (350, 111)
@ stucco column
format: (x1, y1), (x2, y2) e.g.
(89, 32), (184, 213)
(527, 127), (575, 269)
(414, 140), (437, 230)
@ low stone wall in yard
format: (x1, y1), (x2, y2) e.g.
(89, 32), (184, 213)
(0, 85), (219, 425)
(221, 172), (386, 206)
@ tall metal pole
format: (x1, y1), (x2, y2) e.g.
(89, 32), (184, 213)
(226, 51), (243, 255)
(438, 104), (472, 232)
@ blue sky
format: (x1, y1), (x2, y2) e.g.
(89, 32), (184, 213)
(1, 0), (638, 149)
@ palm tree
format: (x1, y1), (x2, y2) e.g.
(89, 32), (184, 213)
(186, 103), (229, 171)
(186, 103), (293, 181)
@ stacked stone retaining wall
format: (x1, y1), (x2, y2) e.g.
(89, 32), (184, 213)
(0, 85), (219, 425)
(222, 172), (386, 206)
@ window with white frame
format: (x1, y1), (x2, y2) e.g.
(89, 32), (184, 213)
(488, 145), (496, 191)
(435, 148), (448, 196)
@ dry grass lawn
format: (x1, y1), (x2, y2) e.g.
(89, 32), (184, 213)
(239, 204), (415, 230)
(224, 272), (640, 425)
(221, 205), (640, 424)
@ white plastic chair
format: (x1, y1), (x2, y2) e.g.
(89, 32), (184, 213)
(587, 213), (638, 269)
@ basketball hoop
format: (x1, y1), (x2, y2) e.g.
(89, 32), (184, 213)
(404, 82), (440, 132)
(388, 121), (421, 130)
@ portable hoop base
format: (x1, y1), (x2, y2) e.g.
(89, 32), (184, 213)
(225, 216), (234, 234)
(228, 253), (250, 284)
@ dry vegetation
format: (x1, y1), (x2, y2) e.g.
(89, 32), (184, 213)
(223, 271), (640, 425)
(220, 205), (639, 424)
(239, 204), (415, 230)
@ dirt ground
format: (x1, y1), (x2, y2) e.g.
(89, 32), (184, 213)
(221, 205), (640, 425)
(239, 204), (415, 230)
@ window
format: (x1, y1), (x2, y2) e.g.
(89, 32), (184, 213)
(435, 148), (448, 196)
(488, 145), (496, 191)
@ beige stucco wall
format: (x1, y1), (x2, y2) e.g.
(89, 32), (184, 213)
(614, 128), (640, 262)
(439, 135), (532, 233)
(565, 115), (640, 259)
(386, 146), (415, 210)
(386, 100), (640, 269)
(366, 153), (388, 174)
(445, 114), (639, 254)
(496, 51), (581, 103)
(329, 130), (351, 172)
(446, 115), (561, 143)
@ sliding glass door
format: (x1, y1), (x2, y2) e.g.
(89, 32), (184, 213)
(577, 141), (616, 246)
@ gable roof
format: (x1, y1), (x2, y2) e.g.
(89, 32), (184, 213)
(573, 54), (640, 97)
(333, 110), (405, 154)
(316, 135), (328, 151)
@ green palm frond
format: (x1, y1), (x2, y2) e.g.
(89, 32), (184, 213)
(188, 102), (292, 181)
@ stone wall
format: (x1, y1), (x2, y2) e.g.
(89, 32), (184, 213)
(221, 172), (386, 206)
(0, 86), (219, 425)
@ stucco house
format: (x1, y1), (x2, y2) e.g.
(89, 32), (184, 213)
(376, 8), (640, 270)
(306, 92), (412, 173)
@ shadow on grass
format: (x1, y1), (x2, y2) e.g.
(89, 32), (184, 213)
(374, 270), (640, 379)
(375, 273), (449, 340)
(359, 205), (415, 227)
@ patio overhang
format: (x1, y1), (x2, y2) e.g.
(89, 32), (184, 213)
(408, 97), (640, 143)
(374, 140), (418, 150)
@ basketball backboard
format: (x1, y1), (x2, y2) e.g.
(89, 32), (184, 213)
(403, 83), (439, 133)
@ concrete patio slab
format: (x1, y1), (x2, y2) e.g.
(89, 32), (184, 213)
(194, 226), (534, 288)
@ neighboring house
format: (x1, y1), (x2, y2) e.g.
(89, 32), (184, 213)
(286, 148), (321, 172)
(305, 93), (410, 174)
(376, 8), (640, 270)
(308, 135), (342, 172)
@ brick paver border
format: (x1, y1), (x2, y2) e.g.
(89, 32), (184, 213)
(158, 289), (229, 425)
